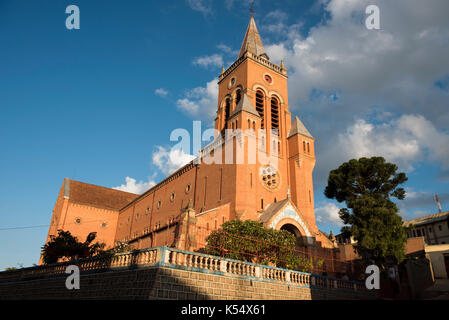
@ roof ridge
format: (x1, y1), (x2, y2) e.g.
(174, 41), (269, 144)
(69, 179), (139, 196)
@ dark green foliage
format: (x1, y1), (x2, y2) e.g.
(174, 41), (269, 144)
(41, 230), (106, 264)
(325, 157), (408, 268)
(200, 220), (318, 272)
(4, 267), (17, 271)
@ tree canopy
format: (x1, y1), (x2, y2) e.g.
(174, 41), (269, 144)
(41, 230), (106, 264)
(324, 157), (408, 268)
(200, 220), (319, 272)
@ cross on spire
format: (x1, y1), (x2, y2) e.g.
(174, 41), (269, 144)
(250, 0), (255, 16)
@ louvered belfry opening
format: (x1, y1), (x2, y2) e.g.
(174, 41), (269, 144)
(255, 90), (265, 129)
(271, 97), (279, 134)
(224, 98), (230, 129)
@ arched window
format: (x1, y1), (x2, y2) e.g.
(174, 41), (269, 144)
(303, 141), (306, 152)
(235, 89), (242, 108)
(248, 119), (251, 129)
(224, 98), (231, 128)
(307, 142), (310, 153)
(271, 97), (279, 133)
(255, 90), (265, 129)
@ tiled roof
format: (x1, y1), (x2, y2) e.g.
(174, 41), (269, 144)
(404, 211), (449, 227)
(64, 178), (138, 211)
(259, 198), (290, 224)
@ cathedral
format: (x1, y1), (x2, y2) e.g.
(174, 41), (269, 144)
(43, 16), (334, 261)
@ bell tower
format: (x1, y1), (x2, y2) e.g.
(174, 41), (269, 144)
(215, 15), (290, 147)
(210, 14), (318, 232)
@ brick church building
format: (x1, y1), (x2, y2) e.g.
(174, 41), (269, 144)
(43, 16), (334, 261)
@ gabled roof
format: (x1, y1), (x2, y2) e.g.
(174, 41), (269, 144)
(404, 211), (449, 227)
(238, 16), (269, 60)
(63, 178), (139, 211)
(259, 198), (290, 224)
(229, 93), (260, 118)
(287, 116), (314, 139)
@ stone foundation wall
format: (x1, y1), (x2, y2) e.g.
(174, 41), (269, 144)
(0, 247), (376, 300)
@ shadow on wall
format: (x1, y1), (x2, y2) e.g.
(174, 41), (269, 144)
(0, 247), (376, 300)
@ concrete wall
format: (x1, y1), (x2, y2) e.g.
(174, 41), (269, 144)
(426, 244), (449, 278)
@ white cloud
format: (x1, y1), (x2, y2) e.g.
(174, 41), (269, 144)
(176, 79), (218, 119)
(316, 202), (344, 226)
(261, 0), (449, 184)
(186, 0), (212, 17)
(154, 88), (168, 97)
(337, 115), (449, 171)
(192, 54), (223, 69)
(398, 187), (449, 216)
(216, 44), (238, 57)
(152, 146), (196, 176)
(113, 177), (155, 194)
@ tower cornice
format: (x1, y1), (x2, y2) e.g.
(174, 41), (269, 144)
(218, 51), (287, 84)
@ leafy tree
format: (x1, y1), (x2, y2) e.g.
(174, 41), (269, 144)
(200, 220), (316, 272)
(96, 241), (132, 259)
(41, 230), (106, 264)
(324, 157), (408, 269)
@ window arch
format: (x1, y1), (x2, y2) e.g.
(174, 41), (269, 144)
(255, 90), (265, 129)
(271, 96), (279, 133)
(235, 88), (242, 108)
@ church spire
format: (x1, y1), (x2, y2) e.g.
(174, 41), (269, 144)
(238, 16), (269, 60)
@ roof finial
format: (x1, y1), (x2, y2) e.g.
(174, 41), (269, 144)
(250, 0), (255, 16)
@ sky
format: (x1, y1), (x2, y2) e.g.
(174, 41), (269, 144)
(0, 0), (448, 270)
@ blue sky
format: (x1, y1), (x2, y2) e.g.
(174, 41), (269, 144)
(1, 0), (448, 270)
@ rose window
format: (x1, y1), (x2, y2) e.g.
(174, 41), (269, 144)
(260, 165), (280, 191)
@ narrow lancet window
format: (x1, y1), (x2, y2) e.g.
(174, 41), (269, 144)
(255, 90), (265, 129)
(271, 97), (279, 134)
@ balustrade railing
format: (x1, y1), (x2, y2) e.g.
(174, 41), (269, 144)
(0, 246), (367, 293)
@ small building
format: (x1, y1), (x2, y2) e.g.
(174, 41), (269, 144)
(404, 211), (449, 245)
(425, 244), (449, 279)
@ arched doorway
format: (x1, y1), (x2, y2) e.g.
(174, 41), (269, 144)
(280, 223), (305, 247)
